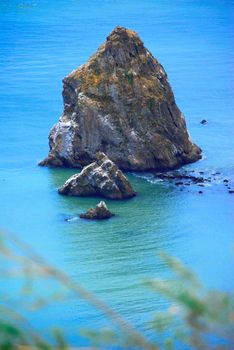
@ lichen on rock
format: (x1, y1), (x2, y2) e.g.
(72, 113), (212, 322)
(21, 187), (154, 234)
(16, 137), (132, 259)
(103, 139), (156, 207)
(40, 26), (202, 171)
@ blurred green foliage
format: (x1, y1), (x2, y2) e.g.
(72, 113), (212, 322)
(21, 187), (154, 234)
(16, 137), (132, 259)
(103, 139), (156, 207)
(0, 231), (233, 350)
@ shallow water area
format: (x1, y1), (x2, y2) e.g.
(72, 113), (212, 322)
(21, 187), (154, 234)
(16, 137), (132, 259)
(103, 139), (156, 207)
(0, 0), (234, 347)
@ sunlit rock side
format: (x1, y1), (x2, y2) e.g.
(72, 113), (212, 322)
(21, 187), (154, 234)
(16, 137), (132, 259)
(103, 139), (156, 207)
(58, 152), (136, 199)
(40, 26), (201, 171)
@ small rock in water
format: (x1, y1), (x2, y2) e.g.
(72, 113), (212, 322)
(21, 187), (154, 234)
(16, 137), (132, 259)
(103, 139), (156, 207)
(223, 179), (229, 183)
(228, 190), (234, 194)
(58, 152), (136, 199)
(200, 119), (208, 125)
(80, 201), (114, 220)
(198, 191), (203, 194)
(175, 181), (183, 186)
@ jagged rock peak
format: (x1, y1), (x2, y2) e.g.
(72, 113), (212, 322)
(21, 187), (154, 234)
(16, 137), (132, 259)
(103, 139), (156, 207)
(68, 26), (160, 80)
(104, 26), (145, 56)
(58, 152), (136, 199)
(39, 26), (201, 171)
(107, 26), (139, 41)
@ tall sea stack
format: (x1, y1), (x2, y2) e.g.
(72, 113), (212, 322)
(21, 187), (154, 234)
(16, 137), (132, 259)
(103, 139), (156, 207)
(40, 26), (201, 171)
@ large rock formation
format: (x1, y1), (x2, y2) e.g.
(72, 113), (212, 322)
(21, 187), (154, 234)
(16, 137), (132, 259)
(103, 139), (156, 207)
(40, 26), (201, 171)
(58, 152), (135, 199)
(80, 201), (114, 220)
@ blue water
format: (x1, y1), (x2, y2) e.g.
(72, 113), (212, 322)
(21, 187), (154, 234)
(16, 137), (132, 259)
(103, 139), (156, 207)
(0, 0), (234, 347)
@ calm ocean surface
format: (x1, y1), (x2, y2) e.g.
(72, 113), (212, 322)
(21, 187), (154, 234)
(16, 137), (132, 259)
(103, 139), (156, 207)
(0, 0), (233, 347)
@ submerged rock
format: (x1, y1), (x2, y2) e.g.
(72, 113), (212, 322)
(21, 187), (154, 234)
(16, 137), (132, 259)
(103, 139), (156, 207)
(200, 119), (208, 125)
(58, 152), (136, 199)
(40, 26), (201, 171)
(155, 169), (233, 195)
(80, 201), (114, 220)
(155, 172), (206, 184)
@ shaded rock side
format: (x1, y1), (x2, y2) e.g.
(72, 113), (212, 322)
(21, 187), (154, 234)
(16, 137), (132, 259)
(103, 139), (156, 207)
(58, 152), (136, 199)
(80, 201), (114, 220)
(40, 26), (201, 171)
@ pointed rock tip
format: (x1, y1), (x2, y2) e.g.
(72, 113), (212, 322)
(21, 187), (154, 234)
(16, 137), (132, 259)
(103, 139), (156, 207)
(96, 151), (109, 162)
(106, 26), (140, 43)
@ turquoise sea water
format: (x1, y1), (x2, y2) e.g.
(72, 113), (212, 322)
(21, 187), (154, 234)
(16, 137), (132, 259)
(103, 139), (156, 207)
(0, 0), (234, 347)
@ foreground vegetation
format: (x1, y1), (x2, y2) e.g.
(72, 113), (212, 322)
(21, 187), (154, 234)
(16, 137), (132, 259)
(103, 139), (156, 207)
(0, 231), (233, 350)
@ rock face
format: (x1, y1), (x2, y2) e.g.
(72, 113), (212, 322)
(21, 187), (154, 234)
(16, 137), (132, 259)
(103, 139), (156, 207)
(80, 201), (114, 220)
(58, 152), (136, 199)
(40, 26), (201, 171)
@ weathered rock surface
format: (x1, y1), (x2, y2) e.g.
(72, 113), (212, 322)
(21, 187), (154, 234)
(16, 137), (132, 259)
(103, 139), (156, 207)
(80, 201), (114, 220)
(58, 152), (136, 199)
(40, 26), (201, 171)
